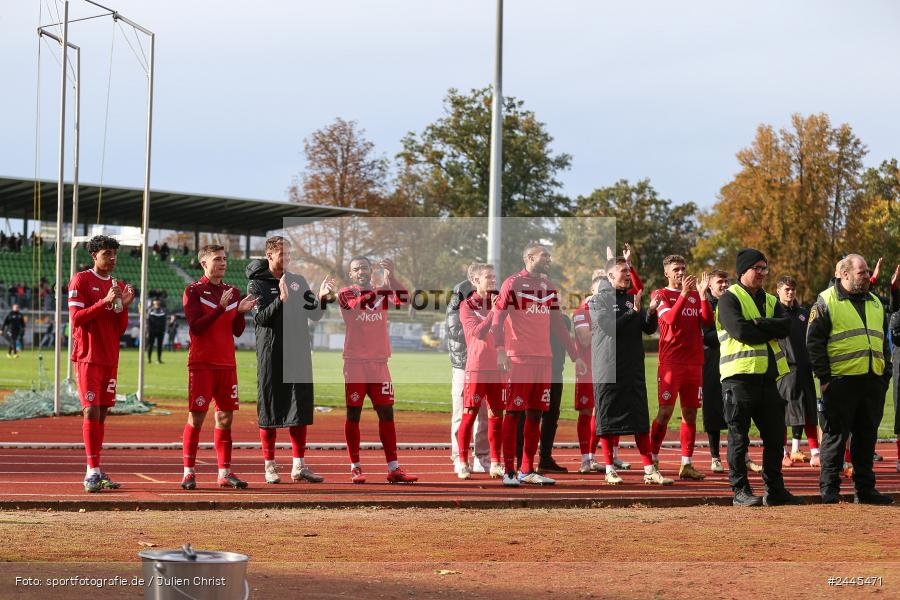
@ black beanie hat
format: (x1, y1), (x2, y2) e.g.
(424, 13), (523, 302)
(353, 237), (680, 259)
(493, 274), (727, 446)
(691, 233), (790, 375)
(735, 248), (767, 277)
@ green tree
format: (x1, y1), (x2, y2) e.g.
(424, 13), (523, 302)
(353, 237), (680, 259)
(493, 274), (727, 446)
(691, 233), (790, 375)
(398, 87), (572, 218)
(574, 179), (699, 290)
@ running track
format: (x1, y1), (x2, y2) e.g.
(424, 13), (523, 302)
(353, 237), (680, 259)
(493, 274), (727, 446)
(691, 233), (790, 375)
(1, 410), (897, 509)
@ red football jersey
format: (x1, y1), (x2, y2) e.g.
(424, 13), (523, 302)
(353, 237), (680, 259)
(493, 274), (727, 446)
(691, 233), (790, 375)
(572, 303), (593, 384)
(183, 275), (246, 369)
(67, 269), (128, 367)
(339, 279), (407, 362)
(459, 292), (499, 373)
(653, 287), (712, 366)
(491, 269), (576, 364)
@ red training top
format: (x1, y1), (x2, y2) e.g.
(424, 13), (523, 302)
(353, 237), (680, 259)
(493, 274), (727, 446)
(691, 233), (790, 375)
(183, 275), (246, 369)
(68, 269), (128, 367)
(653, 287), (712, 367)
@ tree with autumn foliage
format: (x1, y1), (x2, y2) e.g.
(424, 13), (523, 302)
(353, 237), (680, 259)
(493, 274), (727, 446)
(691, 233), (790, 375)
(694, 113), (896, 302)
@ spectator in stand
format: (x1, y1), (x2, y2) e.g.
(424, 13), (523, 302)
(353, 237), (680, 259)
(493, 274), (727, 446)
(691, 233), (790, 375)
(160, 242), (170, 262)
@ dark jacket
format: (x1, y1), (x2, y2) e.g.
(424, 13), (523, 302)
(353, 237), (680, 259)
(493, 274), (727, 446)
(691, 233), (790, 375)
(551, 313), (571, 383)
(247, 259), (326, 428)
(776, 302), (817, 425)
(147, 306), (167, 335)
(701, 293), (721, 389)
(2, 310), (25, 335)
(589, 280), (658, 435)
(446, 279), (473, 369)
(716, 283), (791, 381)
(806, 280), (891, 389)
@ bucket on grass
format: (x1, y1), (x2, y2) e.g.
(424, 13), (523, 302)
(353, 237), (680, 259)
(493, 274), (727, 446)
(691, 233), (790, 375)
(139, 544), (249, 600)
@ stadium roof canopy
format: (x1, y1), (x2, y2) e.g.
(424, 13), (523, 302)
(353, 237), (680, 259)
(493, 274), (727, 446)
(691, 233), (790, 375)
(0, 176), (366, 237)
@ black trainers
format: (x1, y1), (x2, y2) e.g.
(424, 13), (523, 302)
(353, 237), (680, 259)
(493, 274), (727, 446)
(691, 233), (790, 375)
(537, 458), (569, 474)
(763, 490), (804, 506)
(854, 490), (893, 505)
(732, 489), (763, 507)
(821, 491), (841, 504)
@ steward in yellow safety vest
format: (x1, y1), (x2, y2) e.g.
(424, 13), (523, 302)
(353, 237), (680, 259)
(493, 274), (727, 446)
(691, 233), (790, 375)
(716, 248), (799, 507)
(806, 254), (892, 505)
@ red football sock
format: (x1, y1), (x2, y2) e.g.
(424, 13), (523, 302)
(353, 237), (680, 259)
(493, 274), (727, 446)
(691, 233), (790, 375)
(83, 418), (101, 469)
(182, 423), (201, 468)
(577, 414), (593, 455)
(520, 416), (541, 474)
(487, 415), (503, 462)
(612, 435), (620, 448)
(599, 435), (615, 466)
(502, 412), (519, 473)
(259, 427), (277, 461)
(804, 423), (819, 450)
(650, 419), (667, 455)
(844, 446), (851, 463)
(214, 427), (232, 470)
(635, 431), (654, 467)
(344, 419), (361, 463)
(457, 412), (476, 464)
(289, 425), (307, 459)
(378, 419), (398, 464)
(590, 415), (600, 453)
(680, 419), (696, 458)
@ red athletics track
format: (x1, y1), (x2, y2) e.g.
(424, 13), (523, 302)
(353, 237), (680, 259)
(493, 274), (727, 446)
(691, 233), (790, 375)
(0, 407), (898, 509)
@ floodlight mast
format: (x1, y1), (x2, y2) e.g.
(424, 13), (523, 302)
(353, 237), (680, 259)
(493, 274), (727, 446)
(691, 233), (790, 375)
(37, 26), (81, 388)
(486, 0), (503, 275)
(80, 0), (155, 402)
(39, 0), (155, 411)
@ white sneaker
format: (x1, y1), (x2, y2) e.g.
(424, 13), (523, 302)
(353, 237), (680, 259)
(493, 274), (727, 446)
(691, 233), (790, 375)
(457, 464), (472, 480)
(489, 463), (505, 479)
(502, 472), (520, 487)
(264, 463), (280, 484)
(605, 469), (623, 485)
(710, 458), (724, 473)
(578, 460), (593, 474)
(518, 471), (556, 486)
(472, 458), (489, 473)
(590, 459), (606, 472)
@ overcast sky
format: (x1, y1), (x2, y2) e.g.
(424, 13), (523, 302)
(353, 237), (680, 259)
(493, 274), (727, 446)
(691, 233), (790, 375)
(2, 0), (898, 214)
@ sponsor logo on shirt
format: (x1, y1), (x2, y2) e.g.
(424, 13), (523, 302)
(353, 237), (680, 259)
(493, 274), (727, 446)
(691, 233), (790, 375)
(525, 304), (550, 315)
(290, 282), (300, 291)
(688, 296), (697, 304)
(68, 290), (78, 298)
(681, 308), (700, 317)
(92, 287), (100, 292)
(799, 314), (806, 322)
(356, 312), (385, 322)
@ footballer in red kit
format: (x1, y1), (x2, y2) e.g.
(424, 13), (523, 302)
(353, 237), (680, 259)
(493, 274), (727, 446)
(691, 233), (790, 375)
(68, 235), (135, 493)
(649, 255), (713, 480)
(180, 244), (257, 490)
(457, 263), (505, 481)
(492, 244), (585, 486)
(339, 256), (417, 484)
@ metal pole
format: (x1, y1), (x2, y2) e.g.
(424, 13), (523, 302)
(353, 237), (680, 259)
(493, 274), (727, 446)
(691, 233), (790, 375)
(136, 32), (154, 401)
(66, 45), (81, 383)
(52, 1), (69, 416)
(486, 0), (503, 274)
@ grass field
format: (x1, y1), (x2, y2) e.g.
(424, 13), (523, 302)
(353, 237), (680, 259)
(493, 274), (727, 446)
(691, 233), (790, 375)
(0, 348), (895, 436)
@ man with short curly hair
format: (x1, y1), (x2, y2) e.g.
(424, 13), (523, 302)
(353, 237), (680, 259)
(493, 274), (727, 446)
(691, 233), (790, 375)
(68, 235), (135, 492)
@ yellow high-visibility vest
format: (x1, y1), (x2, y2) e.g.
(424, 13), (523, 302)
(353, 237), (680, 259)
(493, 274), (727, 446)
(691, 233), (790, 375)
(819, 285), (885, 376)
(715, 285), (789, 381)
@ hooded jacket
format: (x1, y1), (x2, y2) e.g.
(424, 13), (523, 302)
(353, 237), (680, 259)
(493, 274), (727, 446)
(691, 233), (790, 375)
(247, 259), (325, 428)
